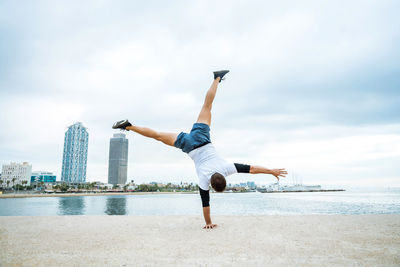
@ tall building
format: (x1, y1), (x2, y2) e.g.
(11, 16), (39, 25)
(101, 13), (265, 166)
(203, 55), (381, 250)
(108, 133), (128, 185)
(1, 162), (32, 186)
(61, 122), (88, 183)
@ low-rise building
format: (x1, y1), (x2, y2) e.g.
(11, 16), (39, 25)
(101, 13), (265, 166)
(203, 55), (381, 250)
(1, 162), (32, 187)
(31, 171), (57, 185)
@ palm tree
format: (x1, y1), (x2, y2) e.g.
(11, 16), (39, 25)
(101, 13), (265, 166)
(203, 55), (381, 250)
(21, 180), (26, 191)
(0, 179), (3, 189)
(11, 178), (17, 192)
(6, 180), (10, 189)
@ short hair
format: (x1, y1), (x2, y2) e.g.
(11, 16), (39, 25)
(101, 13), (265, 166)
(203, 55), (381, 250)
(210, 172), (226, 192)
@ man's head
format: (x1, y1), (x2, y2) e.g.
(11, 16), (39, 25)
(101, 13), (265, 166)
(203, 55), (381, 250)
(210, 172), (226, 192)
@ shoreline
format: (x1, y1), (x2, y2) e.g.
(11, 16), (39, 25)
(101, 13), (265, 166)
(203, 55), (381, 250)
(0, 189), (350, 199)
(1, 214), (399, 266)
(259, 189), (345, 193)
(0, 191), (197, 198)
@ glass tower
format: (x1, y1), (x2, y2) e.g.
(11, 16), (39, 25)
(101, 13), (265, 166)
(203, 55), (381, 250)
(108, 133), (128, 185)
(61, 122), (89, 183)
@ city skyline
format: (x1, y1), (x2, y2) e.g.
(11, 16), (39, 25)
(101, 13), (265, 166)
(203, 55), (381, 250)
(0, 1), (399, 187)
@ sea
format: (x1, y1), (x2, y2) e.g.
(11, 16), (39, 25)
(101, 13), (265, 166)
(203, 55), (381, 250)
(0, 188), (399, 216)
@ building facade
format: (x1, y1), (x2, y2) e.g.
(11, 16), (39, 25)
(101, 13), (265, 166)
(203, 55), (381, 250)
(247, 181), (256, 189)
(61, 122), (89, 183)
(108, 133), (128, 185)
(1, 162), (32, 187)
(31, 171), (57, 184)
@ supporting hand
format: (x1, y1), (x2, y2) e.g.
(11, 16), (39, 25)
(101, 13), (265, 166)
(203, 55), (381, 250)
(203, 223), (218, 229)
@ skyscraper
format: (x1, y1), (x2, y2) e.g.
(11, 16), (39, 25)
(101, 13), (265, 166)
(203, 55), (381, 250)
(108, 133), (128, 185)
(61, 122), (89, 183)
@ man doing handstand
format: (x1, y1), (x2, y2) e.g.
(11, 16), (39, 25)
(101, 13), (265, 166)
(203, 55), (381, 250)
(112, 70), (287, 229)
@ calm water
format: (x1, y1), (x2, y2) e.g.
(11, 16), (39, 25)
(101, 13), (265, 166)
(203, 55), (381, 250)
(0, 188), (399, 216)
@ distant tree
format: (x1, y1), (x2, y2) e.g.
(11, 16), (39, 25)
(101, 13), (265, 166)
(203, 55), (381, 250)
(138, 184), (149, 192)
(149, 184), (159, 192)
(123, 185), (128, 192)
(22, 180), (27, 190)
(60, 183), (69, 192)
(12, 178), (16, 188)
(6, 180), (10, 188)
(0, 179), (3, 189)
(16, 184), (24, 190)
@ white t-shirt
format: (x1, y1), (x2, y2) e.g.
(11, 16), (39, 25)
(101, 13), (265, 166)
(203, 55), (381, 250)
(188, 143), (237, 190)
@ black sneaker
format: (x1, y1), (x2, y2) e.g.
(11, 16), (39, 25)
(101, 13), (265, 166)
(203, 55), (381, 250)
(112, 119), (132, 130)
(213, 70), (229, 82)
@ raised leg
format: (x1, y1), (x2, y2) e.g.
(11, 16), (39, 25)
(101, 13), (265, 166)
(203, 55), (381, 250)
(196, 77), (221, 126)
(126, 125), (178, 147)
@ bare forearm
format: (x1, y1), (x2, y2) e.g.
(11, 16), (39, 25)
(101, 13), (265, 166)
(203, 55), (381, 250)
(202, 206), (212, 224)
(249, 165), (287, 181)
(250, 165), (273, 174)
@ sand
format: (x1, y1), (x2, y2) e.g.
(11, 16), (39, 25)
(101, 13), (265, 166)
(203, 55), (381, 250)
(1, 215), (399, 266)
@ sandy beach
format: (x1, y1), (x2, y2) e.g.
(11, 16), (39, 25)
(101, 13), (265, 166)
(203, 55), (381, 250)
(1, 215), (399, 266)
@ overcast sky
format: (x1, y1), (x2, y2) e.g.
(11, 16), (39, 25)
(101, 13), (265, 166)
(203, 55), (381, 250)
(1, 0), (399, 187)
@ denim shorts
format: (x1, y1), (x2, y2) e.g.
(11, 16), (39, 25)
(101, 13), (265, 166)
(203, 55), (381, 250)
(174, 123), (211, 153)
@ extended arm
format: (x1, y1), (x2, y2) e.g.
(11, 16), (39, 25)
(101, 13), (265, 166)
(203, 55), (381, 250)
(234, 163), (287, 181)
(250, 165), (287, 181)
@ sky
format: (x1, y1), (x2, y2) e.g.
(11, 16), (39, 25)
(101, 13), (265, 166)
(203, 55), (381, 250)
(0, 0), (399, 188)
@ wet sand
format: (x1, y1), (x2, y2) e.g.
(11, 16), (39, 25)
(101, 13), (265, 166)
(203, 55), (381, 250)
(1, 215), (399, 266)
